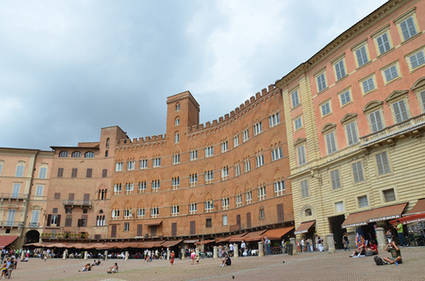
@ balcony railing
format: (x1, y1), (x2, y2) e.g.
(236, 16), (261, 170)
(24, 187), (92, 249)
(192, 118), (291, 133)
(361, 113), (425, 147)
(28, 222), (39, 228)
(63, 200), (92, 208)
(0, 221), (25, 228)
(0, 193), (28, 200)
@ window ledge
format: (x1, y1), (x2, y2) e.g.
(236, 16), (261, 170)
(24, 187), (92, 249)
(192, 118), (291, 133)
(401, 31), (423, 46)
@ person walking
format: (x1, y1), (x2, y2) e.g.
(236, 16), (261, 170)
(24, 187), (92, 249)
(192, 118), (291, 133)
(396, 221), (406, 246)
(170, 251), (175, 265)
(343, 233), (349, 251)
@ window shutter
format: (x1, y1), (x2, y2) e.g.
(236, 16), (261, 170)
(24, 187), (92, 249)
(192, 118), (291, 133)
(190, 221), (195, 235)
(277, 204), (284, 223)
(137, 224), (143, 236)
(56, 215), (61, 227)
(111, 225), (117, 238)
(171, 223), (177, 236)
(47, 214), (51, 226)
(236, 214), (241, 227)
(246, 212), (251, 228)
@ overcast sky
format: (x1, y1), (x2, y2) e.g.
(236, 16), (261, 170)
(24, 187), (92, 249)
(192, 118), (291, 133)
(0, 0), (387, 150)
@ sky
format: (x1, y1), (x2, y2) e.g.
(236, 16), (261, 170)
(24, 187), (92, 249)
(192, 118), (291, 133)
(0, 0), (387, 150)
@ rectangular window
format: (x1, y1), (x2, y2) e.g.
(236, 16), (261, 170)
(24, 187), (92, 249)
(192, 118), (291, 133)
(138, 181), (146, 192)
(383, 188), (396, 202)
(358, 195), (369, 208)
(253, 122), (262, 136)
(236, 194), (243, 207)
(86, 168), (92, 178)
(246, 191), (252, 204)
(111, 209), (120, 219)
(172, 153), (180, 165)
(38, 167), (47, 179)
(233, 135), (239, 147)
(320, 101), (331, 116)
(392, 100), (409, 123)
(115, 162), (123, 172)
(204, 170), (214, 183)
(221, 140), (228, 153)
(355, 44), (369, 67)
(171, 205), (179, 216)
(171, 176), (180, 190)
(383, 63), (399, 83)
(362, 76), (376, 94)
(345, 121), (359, 146)
(294, 116), (303, 130)
(205, 146), (214, 158)
(301, 180), (309, 198)
(244, 159), (251, 173)
(127, 160), (135, 171)
(369, 110), (384, 132)
(376, 151), (391, 175)
(102, 169), (107, 178)
(259, 207), (265, 220)
(291, 90), (300, 108)
(339, 89), (351, 106)
(335, 201), (344, 213)
(399, 15), (417, 41)
(274, 180), (285, 196)
(12, 183), (20, 198)
(352, 161), (365, 183)
(113, 183), (122, 194)
(408, 49), (425, 70)
(54, 192), (60, 199)
(71, 168), (78, 178)
(330, 169), (341, 189)
(16, 165), (24, 177)
(190, 150), (198, 161)
(152, 157), (161, 168)
(124, 222), (130, 232)
(420, 91), (425, 112)
(151, 180), (160, 191)
(334, 58), (346, 80)
(140, 159), (148, 169)
(205, 218), (212, 228)
(205, 200), (214, 212)
(189, 203), (197, 214)
(242, 129), (249, 142)
(271, 147), (283, 161)
(221, 166), (229, 180)
(189, 173), (198, 187)
(123, 208), (132, 218)
(258, 185), (266, 201)
(222, 197), (230, 210)
(256, 154), (264, 168)
(325, 131), (337, 154)
(0, 162), (3, 176)
(35, 185), (44, 196)
(150, 207), (159, 218)
(297, 144), (306, 166)
(375, 31), (391, 55)
(269, 112), (280, 127)
(175, 133), (180, 144)
(6, 210), (16, 226)
(234, 164), (241, 177)
(222, 215), (228, 226)
(125, 183), (134, 194)
(57, 167), (64, 177)
(316, 72), (327, 92)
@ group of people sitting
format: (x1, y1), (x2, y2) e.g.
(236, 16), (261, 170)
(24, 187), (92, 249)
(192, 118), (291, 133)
(79, 259), (102, 272)
(349, 239), (378, 258)
(1, 256), (17, 279)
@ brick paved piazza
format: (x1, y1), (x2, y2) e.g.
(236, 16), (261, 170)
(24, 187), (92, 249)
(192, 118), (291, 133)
(10, 247), (425, 281)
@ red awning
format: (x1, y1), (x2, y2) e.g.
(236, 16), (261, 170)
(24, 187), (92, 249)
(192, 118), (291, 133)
(0, 236), (18, 249)
(295, 221), (315, 235)
(215, 236), (231, 243)
(161, 240), (182, 248)
(390, 213), (425, 225)
(183, 239), (199, 244)
(146, 221), (162, 226)
(140, 240), (164, 248)
(243, 230), (267, 242)
(404, 198), (425, 216)
(229, 233), (248, 242)
(342, 203), (407, 228)
(262, 227), (294, 240)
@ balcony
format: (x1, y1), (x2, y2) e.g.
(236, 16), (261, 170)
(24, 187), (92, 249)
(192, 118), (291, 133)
(361, 113), (425, 148)
(63, 200), (92, 208)
(0, 193), (28, 200)
(0, 221), (25, 228)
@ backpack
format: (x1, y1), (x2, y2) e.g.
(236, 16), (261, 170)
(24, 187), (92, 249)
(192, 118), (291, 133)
(374, 256), (385, 266)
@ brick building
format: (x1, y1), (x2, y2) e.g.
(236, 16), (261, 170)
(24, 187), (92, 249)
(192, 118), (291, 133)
(276, 0), (425, 248)
(110, 89), (294, 240)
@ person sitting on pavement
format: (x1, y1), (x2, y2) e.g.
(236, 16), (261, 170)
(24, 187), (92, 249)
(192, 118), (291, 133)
(365, 240), (378, 256)
(350, 239), (365, 257)
(80, 263), (92, 272)
(221, 253), (231, 267)
(383, 240), (402, 265)
(107, 263), (119, 273)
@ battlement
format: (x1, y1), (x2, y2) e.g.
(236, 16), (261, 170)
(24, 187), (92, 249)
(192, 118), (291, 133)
(118, 134), (167, 146)
(188, 84), (277, 133)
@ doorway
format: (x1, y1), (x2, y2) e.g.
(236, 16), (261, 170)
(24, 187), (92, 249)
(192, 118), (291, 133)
(328, 215), (345, 249)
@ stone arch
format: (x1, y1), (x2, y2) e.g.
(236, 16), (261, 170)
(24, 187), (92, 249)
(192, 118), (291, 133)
(25, 230), (40, 244)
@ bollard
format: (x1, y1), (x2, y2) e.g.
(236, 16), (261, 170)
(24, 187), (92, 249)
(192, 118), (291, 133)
(125, 251), (129, 261)
(104, 250), (108, 261)
(84, 251), (88, 260)
(181, 248), (185, 260)
(167, 248), (170, 260)
(213, 246), (218, 259)
(62, 249), (68, 260)
(258, 241), (264, 257)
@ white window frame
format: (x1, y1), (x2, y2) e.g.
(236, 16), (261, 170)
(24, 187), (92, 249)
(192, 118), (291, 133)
(354, 43), (369, 68)
(352, 161), (365, 183)
(320, 100), (331, 117)
(291, 89), (300, 108)
(300, 179), (309, 198)
(271, 147), (283, 161)
(325, 131), (337, 154)
(269, 112), (280, 127)
(294, 116), (303, 131)
(274, 180), (285, 196)
(391, 99), (409, 123)
(330, 169), (341, 190)
(334, 57), (347, 81)
(190, 150), (198, 161)
(138, 181), (147, 193)
(382, 62), (400, 84)
(258, 185), (266, 201)
(339, 89), (352, 107)
(297, 144), (306, 166)
(316, 71), (327, 93)
(376, 151), (391, 175)
(345, 121), (359, 146)
(369, 109), (385, 133)
(253, 121), (262, 136)
(360, 74), (376, 95)
(256, 154), (264, 168)
(242, 129), (249, 142)
(172, 153), (180, 165)
(374, 29), (392, 55)
(233, 135), (240, 147)
(205, 146), (214, 158)
(357, 195), (369, 208)
(139, 159), (148, 169)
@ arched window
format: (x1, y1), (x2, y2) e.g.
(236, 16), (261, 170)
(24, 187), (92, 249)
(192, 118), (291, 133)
(58, 151), (68, 158)
(106, 138), (110, 148)
(175, 103), (180, 111)
(71, 151), (81, 158)
(15, 161), (25, 177)
(175, 117), (180, 126)
(304, 208), (312, 216)
(84, 152), (95, 158)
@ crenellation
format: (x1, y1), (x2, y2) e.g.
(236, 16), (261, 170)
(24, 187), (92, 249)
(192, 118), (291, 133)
(219, 116), (224, 122)
(261, 88), (267, 96)
(255, 92), (261, 99)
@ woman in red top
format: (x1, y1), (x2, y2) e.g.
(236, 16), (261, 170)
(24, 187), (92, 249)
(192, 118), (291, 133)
(170, 251), (175, 265)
